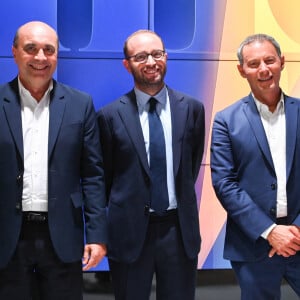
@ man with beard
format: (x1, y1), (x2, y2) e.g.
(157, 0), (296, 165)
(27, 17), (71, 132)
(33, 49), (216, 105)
(97, 30), (205, 300)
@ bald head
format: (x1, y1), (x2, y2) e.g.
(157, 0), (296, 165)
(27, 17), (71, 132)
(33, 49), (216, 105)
(123, 30), (165, 59)
(12, 21), (59, 101)
(13, 21), (58, 48)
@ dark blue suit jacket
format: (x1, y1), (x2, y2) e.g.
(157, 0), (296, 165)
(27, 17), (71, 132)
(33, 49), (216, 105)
(211, 93), (300, 262)
(0, 78), (107, 268)
(97, 87), (205, 263)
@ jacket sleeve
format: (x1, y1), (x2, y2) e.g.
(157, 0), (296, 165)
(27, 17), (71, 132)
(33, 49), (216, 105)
(81, 97), (108, 244)
(210, 110), (275, 241)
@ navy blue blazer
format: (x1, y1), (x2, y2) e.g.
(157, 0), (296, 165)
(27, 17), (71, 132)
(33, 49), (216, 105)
(0, 78), (107, 268)
(211, 93), (300, 262)
(97, 87), (205, 263)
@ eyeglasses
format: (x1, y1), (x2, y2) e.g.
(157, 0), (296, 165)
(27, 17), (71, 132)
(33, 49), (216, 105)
(126, 50), (165, 63)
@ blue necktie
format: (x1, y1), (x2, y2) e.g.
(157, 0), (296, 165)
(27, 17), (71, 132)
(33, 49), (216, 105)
(148, 97), (169, 213)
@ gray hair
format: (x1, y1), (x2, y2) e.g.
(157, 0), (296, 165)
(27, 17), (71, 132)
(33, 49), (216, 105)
(237, 33), (281, 65)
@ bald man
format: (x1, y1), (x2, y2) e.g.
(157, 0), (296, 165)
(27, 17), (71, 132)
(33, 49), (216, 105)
(0, 21), (107, 299)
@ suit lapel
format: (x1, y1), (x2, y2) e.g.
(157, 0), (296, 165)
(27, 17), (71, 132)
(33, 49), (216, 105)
(168, 88), (188, 177)
(48, 82), (66, 159)
(118, 88), (188, 177)
(117, 91), (150, 176)
(285, 96), (298, 179)
(243, 95), (274, 170)
(2, 79), (23, 160)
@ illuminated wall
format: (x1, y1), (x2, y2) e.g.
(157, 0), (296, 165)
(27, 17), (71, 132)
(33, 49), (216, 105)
(199, 0), (300, 269)
(0, 0), (299, 270)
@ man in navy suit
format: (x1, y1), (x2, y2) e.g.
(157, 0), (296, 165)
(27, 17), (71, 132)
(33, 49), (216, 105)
(97, 30), (205, 300)
(0, 21), (107, 299)
(211, 33), (300, 299)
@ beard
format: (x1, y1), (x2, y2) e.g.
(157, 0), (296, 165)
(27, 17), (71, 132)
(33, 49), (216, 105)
(132, 66), (167, 90)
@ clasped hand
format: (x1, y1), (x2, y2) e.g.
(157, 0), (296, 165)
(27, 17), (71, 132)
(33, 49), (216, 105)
(267, 225), (300, 258)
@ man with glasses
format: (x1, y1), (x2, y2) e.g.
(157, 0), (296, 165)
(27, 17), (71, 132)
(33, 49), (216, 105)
(97, 30), (205, 300)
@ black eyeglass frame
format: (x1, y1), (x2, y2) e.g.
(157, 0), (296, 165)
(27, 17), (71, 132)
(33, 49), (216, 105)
(126, 50), (166, 63)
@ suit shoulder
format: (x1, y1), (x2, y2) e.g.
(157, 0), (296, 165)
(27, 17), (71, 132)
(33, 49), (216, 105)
(0, 82), (10, 95)
(216, 95), (249, 116)
(97, 91), (133, 115)
(0, 79), (19, 101)
(0, 82), (9, 90)
(55, 81), (92, 100)
(167, 87), (204, 108)
(285, 94), (300, 105)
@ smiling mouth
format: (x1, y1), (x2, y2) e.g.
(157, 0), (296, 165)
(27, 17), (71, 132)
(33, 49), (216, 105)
(144, 69), (160, 77)
(259, 77), (272, 82)
(31, 65), (48, 71)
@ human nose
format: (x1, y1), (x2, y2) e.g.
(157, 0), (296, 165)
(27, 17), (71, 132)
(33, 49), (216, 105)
(145, 54), (156, 64)
(35, 49), (47, 60)
(258, 61), (268, 71)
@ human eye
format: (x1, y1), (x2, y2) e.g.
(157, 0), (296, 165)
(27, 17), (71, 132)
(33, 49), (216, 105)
(134, 52), (147, 62)
(44, 45), (56, 55)
(265, 57), (275, 65)
(152, 50), (164, 59)
(23, 44), (37, 54)
(248, 61), (259, 68)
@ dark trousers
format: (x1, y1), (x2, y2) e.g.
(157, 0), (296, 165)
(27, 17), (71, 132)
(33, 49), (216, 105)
(232, 253), (300, 300)
(0, 219), (83, 300)
(109, 212), (198, 300)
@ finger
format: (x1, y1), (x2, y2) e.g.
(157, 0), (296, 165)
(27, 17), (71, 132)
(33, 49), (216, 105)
(268, 248), (276, 258)
(82, 255), (98, 271)
(276, 247), (296, 257)
(82, 261), (92, 271)
(82, 247), (91, 265)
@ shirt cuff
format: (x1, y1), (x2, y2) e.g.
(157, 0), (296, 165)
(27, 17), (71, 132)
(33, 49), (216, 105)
(261, 223), (276, 239)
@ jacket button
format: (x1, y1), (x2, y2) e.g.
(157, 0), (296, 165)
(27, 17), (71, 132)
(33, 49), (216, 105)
(270, 208), (276, 216)
(271, 183), (277, 190)
(15, 202), (21, 210)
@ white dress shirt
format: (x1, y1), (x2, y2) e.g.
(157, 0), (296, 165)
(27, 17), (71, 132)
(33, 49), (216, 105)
(135, 86), (177, 210)
(19, 78), (53, 212)
(254, 94), (287, 238)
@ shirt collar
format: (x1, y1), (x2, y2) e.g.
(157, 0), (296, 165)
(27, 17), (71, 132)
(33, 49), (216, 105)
(135, 86), (167, 112)
(18, 77), (53, 107)
(253, 93), (285, 117)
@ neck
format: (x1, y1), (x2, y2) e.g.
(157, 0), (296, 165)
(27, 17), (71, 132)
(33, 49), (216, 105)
(19, 78), (50, 102)
(135, 82), (164, 96)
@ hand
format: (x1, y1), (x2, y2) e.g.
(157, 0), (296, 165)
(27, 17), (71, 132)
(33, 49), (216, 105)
(267, 225), (300, 258)
(82, 243), (107, 271)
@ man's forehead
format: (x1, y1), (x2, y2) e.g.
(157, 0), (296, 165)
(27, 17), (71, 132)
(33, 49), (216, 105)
(127, 34), (163, 51)
(129, 32), (160, 43)
(19, 24), (57, 40)
(18, 32), (58, 47)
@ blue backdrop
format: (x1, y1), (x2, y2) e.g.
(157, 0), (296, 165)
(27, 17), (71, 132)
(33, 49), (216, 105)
(0, 0), (229, 271)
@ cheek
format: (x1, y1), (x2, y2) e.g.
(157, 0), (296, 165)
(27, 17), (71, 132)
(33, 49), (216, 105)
(48, 59), (58, 70)
(50, 57), (58, 64)
(242, 68), (257, 78)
